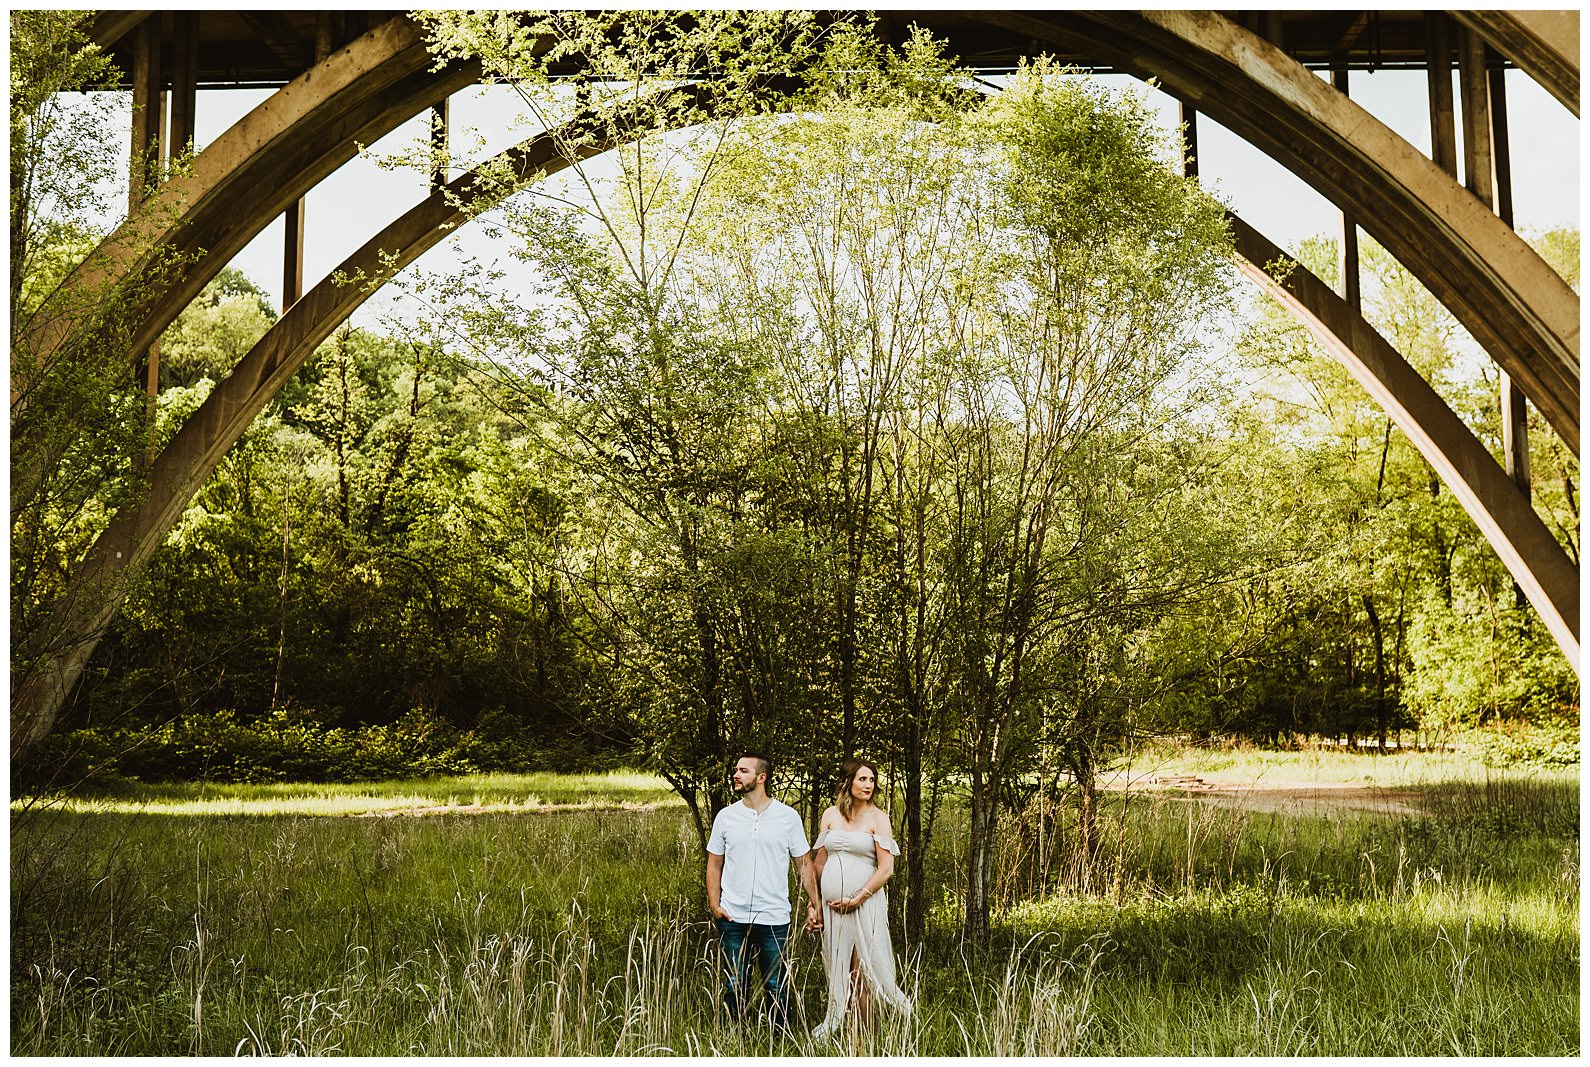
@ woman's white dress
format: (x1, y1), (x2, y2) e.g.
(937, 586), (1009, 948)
(812, 828), (912, 1038)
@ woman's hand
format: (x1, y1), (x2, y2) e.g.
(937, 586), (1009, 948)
(827, 893), (868, 914)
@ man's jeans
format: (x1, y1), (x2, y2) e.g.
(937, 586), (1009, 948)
(714, 918), (792, 1030)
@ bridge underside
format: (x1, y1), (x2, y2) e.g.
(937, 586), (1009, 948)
(13, 10), (1580, 754)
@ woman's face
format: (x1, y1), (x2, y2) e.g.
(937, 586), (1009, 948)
(850, 765), (876, 803)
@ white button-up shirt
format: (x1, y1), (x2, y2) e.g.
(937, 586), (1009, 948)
(707, 798), (810, 924)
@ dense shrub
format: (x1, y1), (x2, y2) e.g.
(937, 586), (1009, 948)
(17, 706), (625, 790)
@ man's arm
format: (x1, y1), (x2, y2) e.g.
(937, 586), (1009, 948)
(795, 851), (822, 930)
(705, 851), (729, 920)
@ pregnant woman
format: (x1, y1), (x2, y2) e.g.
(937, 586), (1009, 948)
(809, 758), (912, 1040)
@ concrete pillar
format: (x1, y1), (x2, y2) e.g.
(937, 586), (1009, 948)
(283, 19), (338, 314)
(1458, 33), (1530, 504)
(1488, 58), (1530, 502)
(1332, 63), (1361, 311)
(431, 99), (450, 189)
(1425, 13), (1458, 176)
(315, 12), (335, 65)
(1458, 28), (1494, 204)
(169, 12), (199, 162)
(128, 17), (161, 209)
(129, 17), (163, 398)
(282, 201), (305, 312)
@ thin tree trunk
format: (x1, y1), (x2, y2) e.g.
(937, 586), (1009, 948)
(1073, 751), (1099, 892)
(1364, 594), (1388, 750)
(903, 713), (925, 942)
(271, 481), (292, 711)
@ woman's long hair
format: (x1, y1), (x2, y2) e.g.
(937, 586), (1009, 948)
(834, 758), (880, 823)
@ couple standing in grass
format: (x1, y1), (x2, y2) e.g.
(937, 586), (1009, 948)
(705, 751), (911, 1039)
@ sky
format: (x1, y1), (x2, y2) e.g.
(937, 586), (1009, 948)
(88, 60), (1582, 323)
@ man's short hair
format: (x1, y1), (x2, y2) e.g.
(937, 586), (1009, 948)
(739, 750), (773, 784)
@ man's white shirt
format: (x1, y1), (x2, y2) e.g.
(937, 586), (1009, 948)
(707, 797), (810, 924)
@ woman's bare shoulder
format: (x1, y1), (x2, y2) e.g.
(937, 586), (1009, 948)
(866, 807), (894, 833)
(818, 805), (841, 829)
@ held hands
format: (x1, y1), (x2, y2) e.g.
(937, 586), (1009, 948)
(804, 902), (823, 932)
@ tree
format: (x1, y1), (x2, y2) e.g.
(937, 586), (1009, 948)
(9, 12), (148, 760)
(404, 10), (830, 842)
(921, 65), (1232, 943)
(682, 26), (974, 936)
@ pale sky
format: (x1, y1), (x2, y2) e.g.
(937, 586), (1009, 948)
(89, 63), (1581, 320)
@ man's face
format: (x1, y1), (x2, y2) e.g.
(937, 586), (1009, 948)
(730, 758), (763, 795)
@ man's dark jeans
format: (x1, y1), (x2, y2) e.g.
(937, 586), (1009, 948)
(714, 917), (792, 1030)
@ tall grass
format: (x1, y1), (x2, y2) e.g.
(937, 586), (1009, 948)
(13, 770), (681, 817)
(10, 754), (1579, 1055)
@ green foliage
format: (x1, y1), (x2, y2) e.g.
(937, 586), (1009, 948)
(15, 16), (1574, 960)
(23, 705), (628, 790)
(156, 267), (276, 387)
(56, 320), (608, 776)
(1226, 232), (1577, 745)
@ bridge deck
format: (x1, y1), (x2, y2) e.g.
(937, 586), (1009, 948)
(89, 10), (1506, 90)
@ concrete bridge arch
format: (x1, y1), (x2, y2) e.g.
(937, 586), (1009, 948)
(12, 10), (1580, 754)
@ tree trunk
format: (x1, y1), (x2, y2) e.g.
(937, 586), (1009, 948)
(903, 713), (926, 943)
(1363, 593), (1388, 750)
(271, 479), (293, 711)
(963, 767), (999, 947)
(1072, 750), (1099, 892)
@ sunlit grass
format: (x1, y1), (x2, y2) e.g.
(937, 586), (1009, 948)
(1117, 737), (1571, 789)
(13, 770), (683, 817)
(10, 752), (1578, 1055)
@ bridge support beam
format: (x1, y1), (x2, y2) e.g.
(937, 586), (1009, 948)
(8, 97), (643, 756)
(1230, 215), (1578, 670)
(1451, 10), (1580, 117)
(984, 10), (1580, 453)
(29, 15), (483, 378)
(16, 11), (1582, 755)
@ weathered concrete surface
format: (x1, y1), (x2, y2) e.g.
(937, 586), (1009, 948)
(30, 16), (480, 377)
(1452, 9), (1580, 117)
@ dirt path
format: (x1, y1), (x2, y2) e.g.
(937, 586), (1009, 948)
(1101, 774), (1425, 817)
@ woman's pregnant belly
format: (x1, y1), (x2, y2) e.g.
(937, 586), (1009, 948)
(822, 851), (875, 899)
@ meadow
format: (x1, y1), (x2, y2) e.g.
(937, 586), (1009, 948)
(10, 746), (1579, 1055)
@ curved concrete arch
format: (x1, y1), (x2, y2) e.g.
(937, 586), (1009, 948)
(1451, 9), (1580, 118)
(1230, 215), (1578, 669)
(979, 10), (1580, 453)
(9, 90), (710, 756)
(15, 78), (1578, 756)
(18, 15), (1583, 752)
(29, 15), (483, 376)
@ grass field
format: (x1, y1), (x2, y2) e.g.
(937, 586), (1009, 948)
(10, 746), (1579, 1055)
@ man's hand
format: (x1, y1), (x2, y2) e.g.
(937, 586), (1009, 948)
(709, 901), (731, 921)
(804, 902), (823, 932)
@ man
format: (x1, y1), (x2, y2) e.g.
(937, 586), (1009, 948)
(705, 750), (821, 1032)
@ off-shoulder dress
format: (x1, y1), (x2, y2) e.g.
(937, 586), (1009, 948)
(811, 827), (912, 1038)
